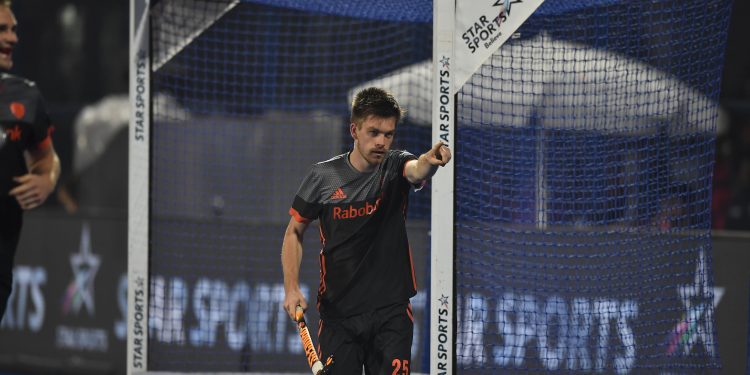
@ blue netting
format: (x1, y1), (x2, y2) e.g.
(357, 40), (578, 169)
(241, 0), (642, 22)
(453, 0), (731, 373)
(242, 0), (432, 23)
(148, 1), (431, 372)
(146, 0), (732, 373)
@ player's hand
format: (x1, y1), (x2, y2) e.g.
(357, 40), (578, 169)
(284, 289), (308, 321)
(425, 141), (452, 167)
(9, 173), (55, 210)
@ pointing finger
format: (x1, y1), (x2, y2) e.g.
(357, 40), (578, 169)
(432, 142), (446, 161)
(440, 145), (452, 162)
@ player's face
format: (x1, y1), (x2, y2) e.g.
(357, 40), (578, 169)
(0, 6), (17, 71)
(351, 115), (396, 167)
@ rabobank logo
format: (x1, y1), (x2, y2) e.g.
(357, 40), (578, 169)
(332, 198), (381, 220)
(62, 222), (100, 316)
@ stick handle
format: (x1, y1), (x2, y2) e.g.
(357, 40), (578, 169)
(295, 306), (323, 374)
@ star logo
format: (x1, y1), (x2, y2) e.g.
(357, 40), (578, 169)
(667, 249), (722, 356)
(62, 223), (101, 316)
(440, 56), (450, 69)
(439, 294), (450, 308)
(493, 0), (519, 17)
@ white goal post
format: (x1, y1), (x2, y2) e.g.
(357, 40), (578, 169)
(430, 1), (544, 374)
(128, 0), (150, 374)
(128, 1), (541, 374)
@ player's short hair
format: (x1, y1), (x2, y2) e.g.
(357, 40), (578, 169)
(0, 1), (11, 7)
(351, 87), (405, 127)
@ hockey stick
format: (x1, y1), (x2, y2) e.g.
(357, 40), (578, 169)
(295, 306), (333, 375)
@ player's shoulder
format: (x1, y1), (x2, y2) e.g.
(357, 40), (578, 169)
(387, 149), (416, 161)
(300, 153), (348, 184)
(317, 153), (348, 165)
(312, 153), (348, 171)
(0, 73), (41, 97)
(0, 73), (38, 88)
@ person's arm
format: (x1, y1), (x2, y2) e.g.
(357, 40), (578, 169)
(404, 141), (452, 185)
(9, 143), (60, 210)
(282, 216), (310, 320)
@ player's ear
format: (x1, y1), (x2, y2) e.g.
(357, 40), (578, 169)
(350, 123), (358, 140)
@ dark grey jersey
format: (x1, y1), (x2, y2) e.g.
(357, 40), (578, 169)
(290, 150), (419, 319)
(1, 73), (53, 236)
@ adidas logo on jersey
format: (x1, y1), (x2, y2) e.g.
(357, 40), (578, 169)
(330, 187), (347, 200)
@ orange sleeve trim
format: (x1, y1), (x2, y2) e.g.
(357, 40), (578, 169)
(289, 207), (311, 224)
(318, 223), (326, 247)
(36, 125), (55, 150)
(317, 320), (324, 356)
(36, 135), (52, 150)
(318, 252), (327, 302)
(406, 303), (414, 322)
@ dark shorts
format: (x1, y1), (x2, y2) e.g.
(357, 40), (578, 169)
(0, 220), (21, 319)
(319, 301), (414, 375)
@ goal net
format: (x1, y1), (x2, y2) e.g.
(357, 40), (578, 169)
(448, 0), (731, 373)
(129, 0), (732, 373)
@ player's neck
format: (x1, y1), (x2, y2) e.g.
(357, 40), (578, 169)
(348, 147), (377, 173)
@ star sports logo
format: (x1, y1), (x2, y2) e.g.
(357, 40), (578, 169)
(439, 294), (450, 308)
(666, 250), (722, 356)
(440, 56), (450, 69)
(62, 223), (101, 316)
(493, 0), (514, 17)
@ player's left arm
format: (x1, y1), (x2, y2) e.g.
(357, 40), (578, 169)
(10, 142), (60, 210)
(404, 141), (452, 185)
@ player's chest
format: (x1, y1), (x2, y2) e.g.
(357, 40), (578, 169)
(1, 122), (34, 149)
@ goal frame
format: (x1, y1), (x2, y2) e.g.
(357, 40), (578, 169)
(430, 1), (457, 374)
(127, 0), (151, 374)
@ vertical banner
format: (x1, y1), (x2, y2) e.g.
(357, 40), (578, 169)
(453, 0), (546, 92)
(128, 0), (150, 374)
(432, 1), (544, 374)
(431, 0), (456, 374)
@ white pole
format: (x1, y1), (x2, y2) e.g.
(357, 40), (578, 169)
(430, 0), (456, 374)
(128, 0), (150, 373)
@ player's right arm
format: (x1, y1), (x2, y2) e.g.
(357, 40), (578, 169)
(404, 141), (451, 185)
(282, 216), (310, 320)
(11, 141), (60, 210)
